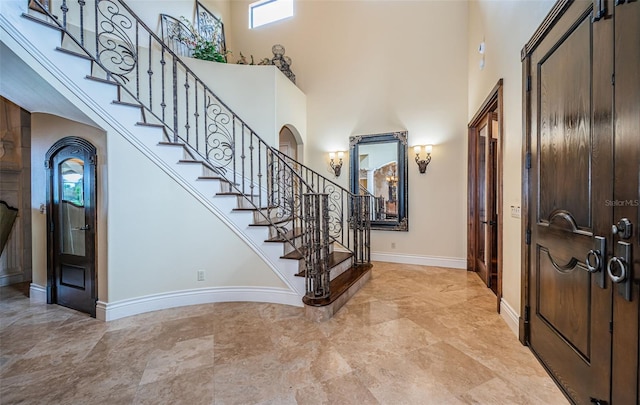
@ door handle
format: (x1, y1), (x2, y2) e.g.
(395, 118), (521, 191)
(612, 218), (632, 240)
(607, 241), (632, 301)
(71, 225), (90, 231)
(586, 236), (606, 288)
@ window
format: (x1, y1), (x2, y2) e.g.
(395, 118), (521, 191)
(249, 0), (293, 29)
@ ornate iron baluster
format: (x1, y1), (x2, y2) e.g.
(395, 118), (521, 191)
(78, 0), (85, 46)
(61, 0), (68, 28)
(147, 35), (153, 108)
(172, 57), (178, 142)
(184, 74), (190, 144)
(160, 49), (166, 122)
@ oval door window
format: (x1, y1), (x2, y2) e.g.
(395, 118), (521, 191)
(60, 158), (85, 256)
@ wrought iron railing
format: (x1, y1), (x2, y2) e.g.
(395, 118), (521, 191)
(159, 1), (226, 61)
(26, 0), (369, 300)
(274, 150), (371, 265)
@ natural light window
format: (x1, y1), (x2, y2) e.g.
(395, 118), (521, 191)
(249, 0), (293, 29)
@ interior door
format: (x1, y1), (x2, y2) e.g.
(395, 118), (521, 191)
(47, 140), (97, 317)
(527, 1), (614, 403)
(475, 113), (497, 289)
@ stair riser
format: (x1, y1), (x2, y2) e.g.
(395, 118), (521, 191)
(329, 256), (354, 281)
(109, 103), (143, 126)
(194, 179), (229, 195)
(132, 125), (168, 149)
(295, 252), (352, 281)
(174, 162), (205, 180)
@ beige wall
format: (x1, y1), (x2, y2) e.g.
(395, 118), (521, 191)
(229, 0), (470, 261)
(467, 0), (554, 313)
(106, 131), (285, 302)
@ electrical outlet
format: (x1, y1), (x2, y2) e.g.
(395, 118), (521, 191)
(511, 206), (521, 219)
(391, 242), (396, 249)
(197, 270), (205, 281)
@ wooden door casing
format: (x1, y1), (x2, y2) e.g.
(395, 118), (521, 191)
(468, 80), (504, 311)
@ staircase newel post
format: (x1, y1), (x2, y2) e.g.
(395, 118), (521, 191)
(321, 193), (330, 296)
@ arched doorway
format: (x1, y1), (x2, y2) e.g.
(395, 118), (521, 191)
(45, 137), (97, 317)
(278, 125), (303, 163)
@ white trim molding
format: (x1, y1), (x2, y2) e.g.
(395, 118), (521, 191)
(29, 283), (46, 302)
(96, 286), (303, 321)
(371, 252), (466, 269)
(500, 298), (519, 337)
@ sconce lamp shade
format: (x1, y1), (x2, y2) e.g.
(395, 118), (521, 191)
(329, 151), (344, 177)
(414, 144), (433, 174)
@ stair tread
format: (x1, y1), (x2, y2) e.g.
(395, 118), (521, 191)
(86, 75), (119, 86)
(113, 100), (142, 108)
(55, 47), (92, 60)
(158, 141), (186, 147)
(177, 159), (204, 164)
(265, 228), (303, 243)
(215, 192), (259, 199)
(232, 206), (277, 212)
(302, 263), (372, 307)
(250, 216), (293, 226)
(287, 250), (352, 267)
(21, 13), (62, 30)
(137, 121), (165, 128)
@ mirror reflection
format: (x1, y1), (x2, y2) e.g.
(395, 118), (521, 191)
(350, 131), (408, 231)
(357, 143), (399, 220)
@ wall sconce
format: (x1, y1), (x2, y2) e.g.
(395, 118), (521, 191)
(414, 145), (432, 173)
(329, 151), (344, 177)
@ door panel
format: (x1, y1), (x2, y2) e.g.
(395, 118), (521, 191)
(47, 138), (97, 317)
(527, 2), (613, 403)
(538, 17), (591, 229)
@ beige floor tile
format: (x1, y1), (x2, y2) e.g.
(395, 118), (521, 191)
(0, 263), (568, 404)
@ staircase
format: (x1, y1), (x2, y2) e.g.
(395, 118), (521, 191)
(2, 0), (371, 319)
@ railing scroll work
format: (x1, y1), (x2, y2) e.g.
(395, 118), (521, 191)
(27, 0), (370, 301)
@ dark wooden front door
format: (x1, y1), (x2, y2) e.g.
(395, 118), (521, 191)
(524, 0), (639, 403)
(46, 138), (97, 317)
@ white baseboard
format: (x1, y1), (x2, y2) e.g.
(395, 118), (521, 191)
(500, 298), (520, 337)
(96, 286), (303, 321)
(370, 252), (466, 269)
(29, 283), (46, 302)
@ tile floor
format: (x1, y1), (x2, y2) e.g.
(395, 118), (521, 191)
(0, 262), (568, 404)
